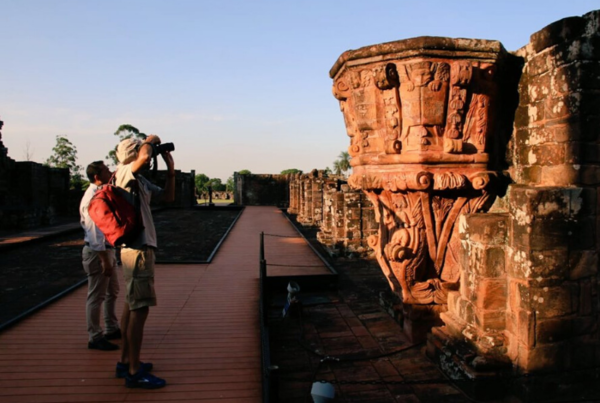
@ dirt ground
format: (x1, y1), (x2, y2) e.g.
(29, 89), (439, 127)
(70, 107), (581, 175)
(0, 207), (240, 326)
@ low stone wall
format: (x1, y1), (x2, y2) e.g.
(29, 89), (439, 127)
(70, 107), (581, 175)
(233, 172), (290, 206)
(148, 170), (196, 208)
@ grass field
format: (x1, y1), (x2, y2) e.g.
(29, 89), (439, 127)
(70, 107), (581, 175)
(197, 199), (234, 205)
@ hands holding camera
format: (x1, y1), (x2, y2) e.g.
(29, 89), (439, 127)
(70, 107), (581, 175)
(144, 135), (175, 171)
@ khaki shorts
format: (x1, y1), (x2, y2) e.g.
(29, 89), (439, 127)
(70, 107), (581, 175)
(121, 247), (157, 310)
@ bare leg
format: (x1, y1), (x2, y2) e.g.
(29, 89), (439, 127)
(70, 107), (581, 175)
(127, 306), (149, 375)
(120, 303), (131, 364)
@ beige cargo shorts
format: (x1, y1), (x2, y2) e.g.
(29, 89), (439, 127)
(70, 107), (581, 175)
(121, 247), (157, 310)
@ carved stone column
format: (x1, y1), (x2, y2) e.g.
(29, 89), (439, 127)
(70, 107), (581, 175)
(330, 37), (509, 333)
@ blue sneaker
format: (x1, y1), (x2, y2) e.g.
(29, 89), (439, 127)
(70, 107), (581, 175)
(116, 361), (154, 378)
(125, 369), (166, 389)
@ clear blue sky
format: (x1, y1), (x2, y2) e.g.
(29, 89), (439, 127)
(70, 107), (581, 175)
(1, 0), (598, 181)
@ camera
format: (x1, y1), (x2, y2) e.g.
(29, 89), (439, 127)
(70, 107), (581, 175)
(151, 142), (175, 156)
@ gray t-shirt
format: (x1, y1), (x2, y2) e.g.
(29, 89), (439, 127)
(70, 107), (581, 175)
(114, 164), (163, 248)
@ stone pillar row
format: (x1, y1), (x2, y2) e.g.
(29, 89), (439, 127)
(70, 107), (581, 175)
(287, 170), (377, 257)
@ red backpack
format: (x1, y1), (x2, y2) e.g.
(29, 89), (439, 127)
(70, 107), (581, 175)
(88, 172), (143, 246)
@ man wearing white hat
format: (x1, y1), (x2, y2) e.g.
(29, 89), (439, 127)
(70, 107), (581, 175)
(113, 134), (174, 389)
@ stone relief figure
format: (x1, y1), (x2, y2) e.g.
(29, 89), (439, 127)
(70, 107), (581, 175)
(398, 61), (450, 151)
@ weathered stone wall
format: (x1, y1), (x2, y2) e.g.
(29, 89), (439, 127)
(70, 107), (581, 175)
(287, 171), (377, 257)
(318, 183), (377, 257)
(433, 10), (600, 378)
(506, 11), (600, 373)
(149, 170), (196, 208)
(0, 157), (70, 229)
(234, 172), (290, 207)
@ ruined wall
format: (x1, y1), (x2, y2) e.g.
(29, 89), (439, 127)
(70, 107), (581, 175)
(317, 184), (377, 257)
(433, 10), (600, 377)
(0, 156), (70, 229)
(287, 171), (377, 257)
(149, 170), (196, 208)
(234, 172), (290, 207)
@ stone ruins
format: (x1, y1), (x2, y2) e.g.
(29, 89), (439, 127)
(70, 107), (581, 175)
(0, 118), (196, 229)
(0, 117), (72, 229)
(315, 9), (600, 387)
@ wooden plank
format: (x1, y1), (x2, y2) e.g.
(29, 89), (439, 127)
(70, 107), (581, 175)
(0, 207), (333, 402)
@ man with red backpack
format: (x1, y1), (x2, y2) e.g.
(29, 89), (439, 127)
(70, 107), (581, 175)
(113, 135), (175, 389)
(80, 161), (121, 351)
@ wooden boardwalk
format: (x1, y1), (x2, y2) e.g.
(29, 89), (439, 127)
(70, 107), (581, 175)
(0, 206), (330, 403)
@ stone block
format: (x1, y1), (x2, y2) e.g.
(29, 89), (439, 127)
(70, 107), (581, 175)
(474, 279), (507, 311)
(475, 309), (506, 331)
(505, 311), (516, 336)
(447, 291), (460, 315)
(539, 164), (580, 186)
(529, 16), (586, 54)
(516, 309), (536, 348)
(528, 73), (552, 102)
(513, 105), (530, 128)
(533, 283), (577, 319)
(527, 143), (567, 166)
(510, 280), (576, 319)
(511, 218), (570, 251)
(545, 93), (582, 122)
(508, 280), (526, 311)
(457, 298), (476, 326)
(519, 166), (542, 185)
(528, 101), (546, 123)
(547, 119), (580, 142)
(460, 264), (474, 300)
(508, 247), (569, 280)
(556, 36), (600, 63)
(506, 337), (518, 362)
(508, 186), (572, 220)
(482, 246), (506, 278)
(459, 213), (508, 245)
(554, 62), (600, 93)
(535, 317), (573, 344)
(525, 50), (552, 76)
(517, 341), (569, 373)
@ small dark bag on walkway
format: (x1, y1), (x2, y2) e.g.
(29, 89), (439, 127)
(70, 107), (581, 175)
(88, 172), (143, 247)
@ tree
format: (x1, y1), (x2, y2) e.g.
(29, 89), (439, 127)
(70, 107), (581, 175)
(23, 140), (34, 161)
(280, 168), (302, 175)
(45, 135), (84, 189)
(333, 160), (343, 175)
(332, 151), (351, 177)
(238, 169), (251, 175)
(107, 124), (147, 165)
(226, 176), (235, 192)
(195, 173), (210, 194)
(208, 178), (226, 191)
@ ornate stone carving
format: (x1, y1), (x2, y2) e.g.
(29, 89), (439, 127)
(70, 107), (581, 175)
(331, 37), (507, 305)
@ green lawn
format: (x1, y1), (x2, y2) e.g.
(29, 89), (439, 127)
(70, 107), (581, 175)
(197, 199), (234, 205)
